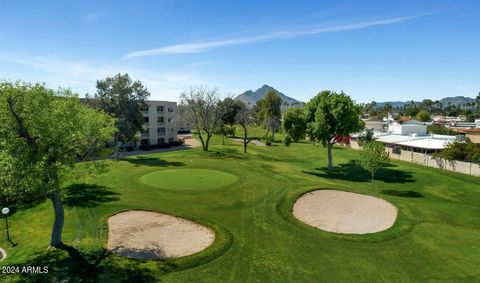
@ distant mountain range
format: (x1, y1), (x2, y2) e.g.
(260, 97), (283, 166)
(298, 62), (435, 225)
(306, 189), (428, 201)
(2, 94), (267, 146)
(375, 96), (477, 109)
(234, 86), (477, 110)
(234, 85), (302, 106)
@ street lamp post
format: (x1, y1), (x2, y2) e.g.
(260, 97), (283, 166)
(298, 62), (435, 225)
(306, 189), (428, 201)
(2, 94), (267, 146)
(2, 207), (16, 247)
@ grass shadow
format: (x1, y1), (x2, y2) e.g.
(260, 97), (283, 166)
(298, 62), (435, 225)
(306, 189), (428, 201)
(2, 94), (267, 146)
(122, 156), (186, 167)
(382, 190), (424, 198)
(304, 160), (415, 184)
(63, 184), (120, 208)
(110, 245), (167, 260)
(210, 148), (248, 160)
(4, 248), (159, 283)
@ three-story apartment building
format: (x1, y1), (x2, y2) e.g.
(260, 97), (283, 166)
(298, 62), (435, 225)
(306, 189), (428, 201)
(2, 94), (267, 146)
(140, 100), (178, 146)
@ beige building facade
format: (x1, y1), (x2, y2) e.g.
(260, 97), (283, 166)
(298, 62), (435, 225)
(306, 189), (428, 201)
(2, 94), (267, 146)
(140, 100), (177, 145)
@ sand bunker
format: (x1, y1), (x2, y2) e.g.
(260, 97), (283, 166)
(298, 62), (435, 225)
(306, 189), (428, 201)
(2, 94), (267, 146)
(293, 190), (397, 234)
(0, 247), (6, 261)
(107, 210), (215, 259)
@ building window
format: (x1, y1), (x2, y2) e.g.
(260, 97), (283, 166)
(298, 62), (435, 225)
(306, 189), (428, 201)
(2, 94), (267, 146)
(168, 107), (174, 113)
(158, 138), (165, 144)
(168, 118), (173, 123)
(169, 138), (174, 143)
(158, 116), (164, 123)
(170, 128), (174, 133)
(157, 106), (164, 112)
(143, 117), (149, 122)
(140, 105), (148, 111)
(158, 127), (165, 134)
(141, 127), (149, 134)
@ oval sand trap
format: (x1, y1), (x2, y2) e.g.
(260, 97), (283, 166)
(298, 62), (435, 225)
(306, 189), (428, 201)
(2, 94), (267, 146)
(140, 169), (238, 190)
(0, 247), (6, 261)
(108, 210), (215, 259)
(293, 190), (397, 234)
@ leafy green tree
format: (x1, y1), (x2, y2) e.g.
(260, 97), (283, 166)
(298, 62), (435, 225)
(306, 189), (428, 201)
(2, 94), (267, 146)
(363, 101), (378, 116)
(218, 98), (243, 145)
(283, 134), (292, 147)
(403, 106), (420, 117)
(303, 94), (323, 145)
(257, 90), (282, 139)
(420, 99), (434, 110)
(87, 73), (149, 152)
(282, 108), (306, 141)
(433, 142), (480, 165)
(476, 92), (480, 110)
(416, 110), (432, 122)
(447, 109), (459, 117)
(306, 91), (364, 170)
(358, 128), (374, 146)
(0, 81), (116, 267)
(357, 141), (390, 189)
(427, 124), (456, 135)
(383, 103), (392, 114)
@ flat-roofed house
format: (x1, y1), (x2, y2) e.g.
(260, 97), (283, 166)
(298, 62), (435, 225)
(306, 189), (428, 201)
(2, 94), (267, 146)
(364, 120), (384, 130)
(388, 119), (427, 135)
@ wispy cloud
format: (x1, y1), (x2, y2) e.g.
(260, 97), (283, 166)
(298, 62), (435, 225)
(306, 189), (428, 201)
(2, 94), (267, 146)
(0, 54), (208, 101)
(84, 10), (110, 23)
(124, 14), (429, 58)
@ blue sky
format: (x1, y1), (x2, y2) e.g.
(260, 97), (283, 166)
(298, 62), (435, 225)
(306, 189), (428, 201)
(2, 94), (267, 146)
(0, 0), (479, 103)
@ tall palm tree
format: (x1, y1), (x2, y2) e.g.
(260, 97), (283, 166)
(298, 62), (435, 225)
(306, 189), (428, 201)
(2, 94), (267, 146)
(476, 92), (480, 111)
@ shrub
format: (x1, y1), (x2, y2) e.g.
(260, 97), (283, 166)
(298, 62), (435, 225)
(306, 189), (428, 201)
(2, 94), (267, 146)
(427, 124), (456, 135)
(433, 142), (480, 164)
(139, 144), (151, 151)
(283, 135), (292, 147)
(416, 110), (432, 122)
(265, 136), (274, 146)
(151, 143), (171, 149)
(357, 128), (374, 146)
(170, 141), (183, 146)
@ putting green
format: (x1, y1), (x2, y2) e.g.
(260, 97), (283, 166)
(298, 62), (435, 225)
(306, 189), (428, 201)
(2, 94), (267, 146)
(140, 169), (239, 190)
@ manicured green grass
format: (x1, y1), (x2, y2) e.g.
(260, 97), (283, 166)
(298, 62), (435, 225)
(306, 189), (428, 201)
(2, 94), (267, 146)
(232, 124), (286, 141)
(1, 135), (480, 282)
(140, 169), (239, 191)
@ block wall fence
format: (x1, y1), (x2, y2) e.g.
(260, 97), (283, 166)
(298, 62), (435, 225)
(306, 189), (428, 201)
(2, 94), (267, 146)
(349, 141), (480, 177)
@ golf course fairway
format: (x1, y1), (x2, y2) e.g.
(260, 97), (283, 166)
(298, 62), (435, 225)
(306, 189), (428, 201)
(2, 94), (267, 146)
(1, 136), (479, 282)
(140, 168), (239, 190)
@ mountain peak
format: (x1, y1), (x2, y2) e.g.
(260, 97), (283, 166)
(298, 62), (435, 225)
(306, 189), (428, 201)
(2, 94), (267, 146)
(234, 85), (301, 106)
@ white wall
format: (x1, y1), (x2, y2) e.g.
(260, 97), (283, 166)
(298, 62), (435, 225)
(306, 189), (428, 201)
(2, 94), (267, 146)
(388, 124), (427, 135)
(364, 120), (384, 130)
(350, 140), (480, 177)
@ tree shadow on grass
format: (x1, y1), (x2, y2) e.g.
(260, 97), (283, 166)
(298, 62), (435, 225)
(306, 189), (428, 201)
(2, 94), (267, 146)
(110, 245), (168, 260)
(7, 248), (160, 283)
(382, 190), (424, 198)
(63, 184), (120, 208)
(303, 160), (415, 184)
(122, 156), (186, 167)
(211, 148), (248, 160)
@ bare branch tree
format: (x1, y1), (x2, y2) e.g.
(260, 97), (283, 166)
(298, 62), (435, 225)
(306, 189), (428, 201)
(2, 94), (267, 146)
(235, 102), (255, 153)
(180, 86), (223, 151)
